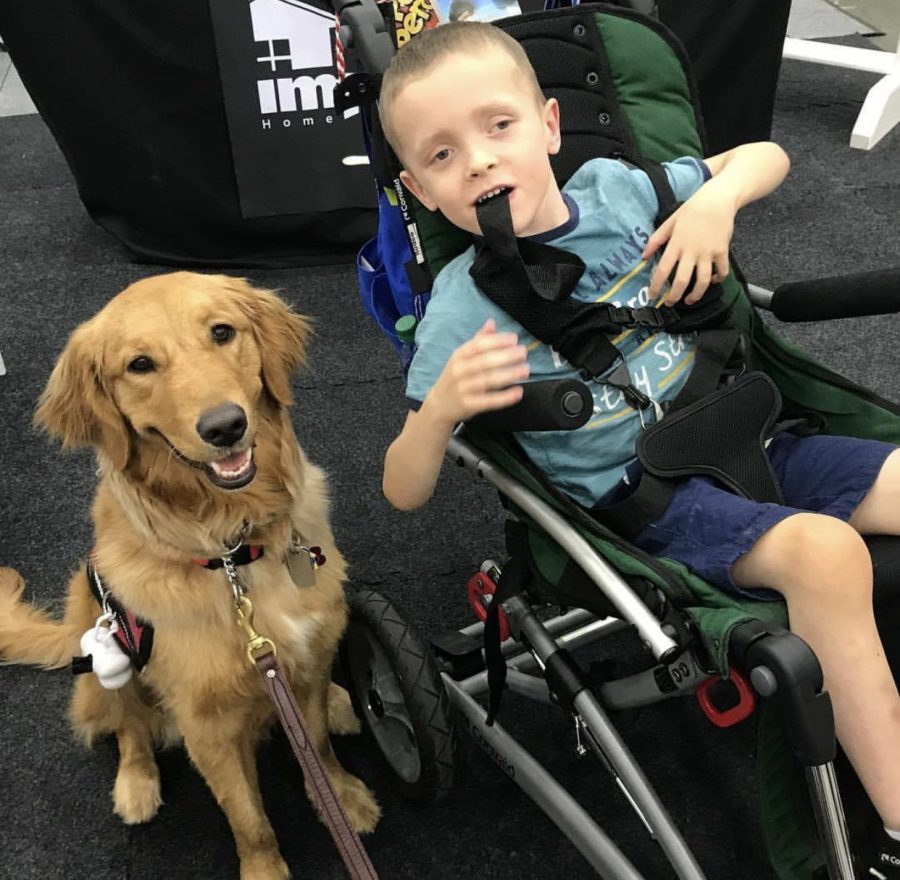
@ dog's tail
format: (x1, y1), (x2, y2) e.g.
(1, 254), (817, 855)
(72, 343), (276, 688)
(0, 567), (81, 669)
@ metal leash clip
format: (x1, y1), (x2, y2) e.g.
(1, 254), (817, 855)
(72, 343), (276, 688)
(233, 594), (277, 666)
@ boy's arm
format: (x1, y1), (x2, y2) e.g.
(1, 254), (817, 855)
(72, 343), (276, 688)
(644, 141), (790, 305)
(383, 320), (529, 511)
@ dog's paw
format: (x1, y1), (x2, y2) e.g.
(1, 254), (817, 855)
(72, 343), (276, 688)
(336, 774), (381, 835)
(327, 683), (361, 736)
(239, 851), (291, 880)
(0, 567), (26, 604)
(113, 764), (162, 824)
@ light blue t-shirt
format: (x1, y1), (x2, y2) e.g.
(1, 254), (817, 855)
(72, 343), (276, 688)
(406, 156), (711, 508)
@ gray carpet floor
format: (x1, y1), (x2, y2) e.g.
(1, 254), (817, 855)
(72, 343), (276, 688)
(1, 34), (899, 880)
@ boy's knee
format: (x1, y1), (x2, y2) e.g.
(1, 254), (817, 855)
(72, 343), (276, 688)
(771, 513), (871, 596)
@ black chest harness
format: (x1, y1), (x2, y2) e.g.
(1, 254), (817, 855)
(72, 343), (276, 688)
(469, 158), (792, 540)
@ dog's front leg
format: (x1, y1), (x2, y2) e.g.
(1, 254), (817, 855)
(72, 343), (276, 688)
(298, 674), (380, 835)
(181, 720), (290, 880)
(70, 674), (164, 825)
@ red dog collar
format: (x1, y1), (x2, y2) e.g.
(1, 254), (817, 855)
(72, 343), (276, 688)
(192, 544), (265, 569)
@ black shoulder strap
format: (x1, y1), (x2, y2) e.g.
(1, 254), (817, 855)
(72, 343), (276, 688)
(469, 186), (731, 386)
(617, 153), (680, 224)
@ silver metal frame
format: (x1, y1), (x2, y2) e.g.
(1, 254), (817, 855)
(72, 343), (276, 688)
(440, 433), (856, 880)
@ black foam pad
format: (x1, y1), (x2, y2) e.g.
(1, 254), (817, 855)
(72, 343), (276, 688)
(636, 372), (784, 503)
(770, 268), (900, 323)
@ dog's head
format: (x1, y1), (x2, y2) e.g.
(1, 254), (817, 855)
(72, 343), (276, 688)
(35, 273), (310, 490)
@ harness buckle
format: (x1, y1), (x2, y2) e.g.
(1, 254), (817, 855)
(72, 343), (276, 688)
(606, 304), (667, 331)
(631, 305), (668, 329)
(606, 360), (652, 411)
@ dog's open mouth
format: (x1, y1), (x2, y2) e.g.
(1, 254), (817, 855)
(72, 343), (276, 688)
(207, 447), (256, 489)
(154, 431), (257, 490)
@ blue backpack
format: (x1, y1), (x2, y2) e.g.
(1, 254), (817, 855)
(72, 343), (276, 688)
(355, 116), (431, 369)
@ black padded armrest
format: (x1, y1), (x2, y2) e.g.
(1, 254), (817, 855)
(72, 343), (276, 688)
(770, 267), (900, 323)
(467, 378), (592, 432)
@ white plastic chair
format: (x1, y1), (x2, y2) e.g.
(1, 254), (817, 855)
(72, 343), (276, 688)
(783, 34), (900, 150)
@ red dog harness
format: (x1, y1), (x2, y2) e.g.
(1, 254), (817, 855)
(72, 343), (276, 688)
(72, 547), (266, 676)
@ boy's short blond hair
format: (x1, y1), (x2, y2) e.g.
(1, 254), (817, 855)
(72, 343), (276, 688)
(379, 22), (545, 162)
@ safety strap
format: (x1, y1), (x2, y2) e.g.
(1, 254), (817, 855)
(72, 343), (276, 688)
(469, 182), (731, 391)
(484, 522), (532, 726)
(617, 153), (680, 225)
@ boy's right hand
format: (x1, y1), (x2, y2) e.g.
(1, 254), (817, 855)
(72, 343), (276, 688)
(423, 319), (530, 427)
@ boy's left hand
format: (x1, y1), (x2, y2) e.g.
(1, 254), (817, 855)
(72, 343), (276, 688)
(643, 182), (735, 306)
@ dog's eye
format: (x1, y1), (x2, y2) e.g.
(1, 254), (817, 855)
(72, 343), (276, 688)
(211, 324), (236, 345)
(127, 356), (155, 374)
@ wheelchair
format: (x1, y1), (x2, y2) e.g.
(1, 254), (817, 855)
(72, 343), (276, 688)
(330, 2), (900, 877)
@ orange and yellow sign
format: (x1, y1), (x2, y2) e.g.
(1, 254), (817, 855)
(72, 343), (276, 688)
(392, 0), (441, 47)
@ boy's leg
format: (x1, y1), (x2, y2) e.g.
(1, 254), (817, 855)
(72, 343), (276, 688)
(849, 449), (900, 535)
(732, 510), (900, 829)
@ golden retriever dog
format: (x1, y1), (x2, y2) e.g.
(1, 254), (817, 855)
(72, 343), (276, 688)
(0, 272), (380, 880)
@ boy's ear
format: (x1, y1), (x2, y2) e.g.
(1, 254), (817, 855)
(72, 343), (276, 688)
(544, 97), (562, 156)
(400, 170), (438, 212)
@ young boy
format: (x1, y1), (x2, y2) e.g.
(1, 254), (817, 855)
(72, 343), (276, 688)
(379, 20), (900, 873)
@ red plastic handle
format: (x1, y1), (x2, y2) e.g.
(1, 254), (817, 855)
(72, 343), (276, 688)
(696, 667), (756, 728)
(467, 572), (511, 642)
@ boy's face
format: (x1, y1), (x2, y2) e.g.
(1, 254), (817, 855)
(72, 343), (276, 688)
(390, 46), (565, 237)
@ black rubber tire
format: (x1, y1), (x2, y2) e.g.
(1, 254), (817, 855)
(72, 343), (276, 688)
(340, 588), (457, 803)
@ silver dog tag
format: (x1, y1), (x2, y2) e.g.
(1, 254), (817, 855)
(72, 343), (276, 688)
(286, 549), (316, 588)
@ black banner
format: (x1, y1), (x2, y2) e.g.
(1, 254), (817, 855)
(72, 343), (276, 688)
(210, 0), (376, 218)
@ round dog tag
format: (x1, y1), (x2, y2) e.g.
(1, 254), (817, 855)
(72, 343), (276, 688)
(286, 549), (316, 588)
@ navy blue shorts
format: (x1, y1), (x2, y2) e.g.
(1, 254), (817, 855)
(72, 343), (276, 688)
(629, 433), (896, 599)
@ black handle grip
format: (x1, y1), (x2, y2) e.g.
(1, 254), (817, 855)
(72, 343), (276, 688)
(770, 267), (900, 322)
(467, 379), (592, 433)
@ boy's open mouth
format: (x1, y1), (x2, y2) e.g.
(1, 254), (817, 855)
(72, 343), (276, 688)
(474, 186), (513, 206)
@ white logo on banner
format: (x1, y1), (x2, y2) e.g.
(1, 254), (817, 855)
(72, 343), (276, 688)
(250, 0), (359, 128)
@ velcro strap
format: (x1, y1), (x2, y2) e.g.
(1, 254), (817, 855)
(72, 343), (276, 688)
(636, 372), (784, 504)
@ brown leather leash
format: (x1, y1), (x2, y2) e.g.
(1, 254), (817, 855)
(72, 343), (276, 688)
(232, 590), (379, 880)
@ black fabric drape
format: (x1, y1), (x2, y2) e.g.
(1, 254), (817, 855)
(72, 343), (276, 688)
(656, 0), (792, 153)
(0, 0), (377, 267)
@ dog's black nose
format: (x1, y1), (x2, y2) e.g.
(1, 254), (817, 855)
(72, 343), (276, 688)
(196, 404), (247, 448)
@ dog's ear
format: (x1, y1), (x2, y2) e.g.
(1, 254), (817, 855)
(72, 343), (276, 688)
(226, 278), (311, 407)
(35, 320), (132, 470)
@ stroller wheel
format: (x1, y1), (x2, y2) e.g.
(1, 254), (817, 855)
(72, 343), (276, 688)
(340, 588), (457, 802)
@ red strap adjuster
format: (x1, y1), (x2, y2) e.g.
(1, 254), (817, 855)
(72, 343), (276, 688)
(467, 571), (511, 641)
(696, 667), (756, 728)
